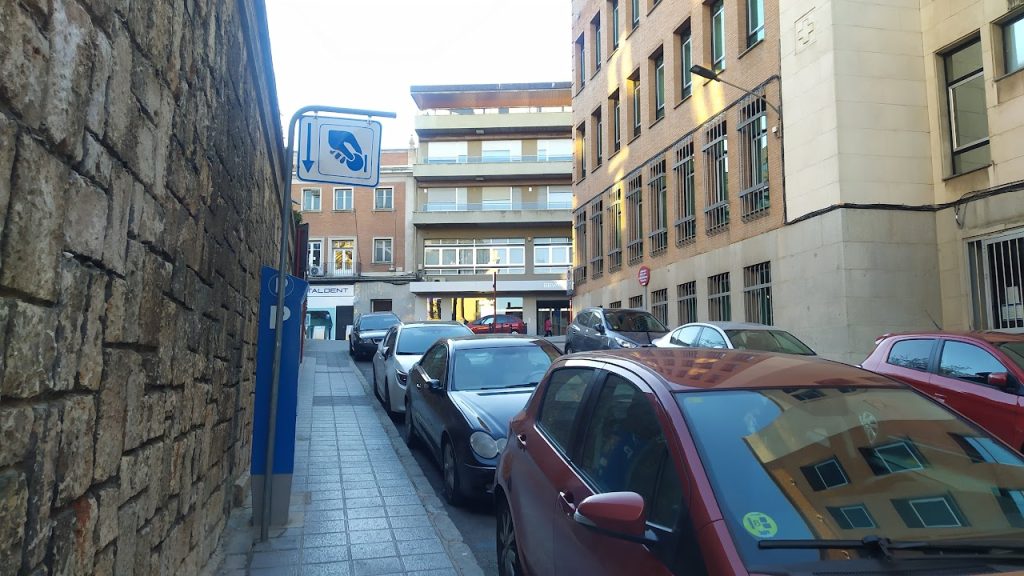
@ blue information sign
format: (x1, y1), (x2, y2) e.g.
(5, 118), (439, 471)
(252, 266), (308, 476)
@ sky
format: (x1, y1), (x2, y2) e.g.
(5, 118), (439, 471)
(265, 0), (573, 150)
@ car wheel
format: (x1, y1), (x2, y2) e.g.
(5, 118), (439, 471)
(372, 366), (383, 404)
(564, 341), (573, 354)
(497, 496), (522, 576)
(442, 440), (464, 507)
(402, 399), (419, 450)
(511, 330), (519, 334)
(383, 376), (395, 416)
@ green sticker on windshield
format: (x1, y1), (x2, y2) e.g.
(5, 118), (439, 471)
(742, 512), (778, 539)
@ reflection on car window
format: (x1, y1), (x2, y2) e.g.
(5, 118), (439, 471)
(998, 342), (1024, 372)
(396, 325), (471, 355)
(672, 326), (702, 347)
(676, 387), (1024, 569)
(359, 315), (399, 330)
(537, 368), (593, 454)
(886, 339), (934, 371)
(725, 330), (814, 355)
(576, 374), (681, 527)
(697, 328), (727, 348)
(452, 344), (558, 390)
(418, 345), (447, 381)
(939, 341), (1007, 384)
(605, 310), (667, 332)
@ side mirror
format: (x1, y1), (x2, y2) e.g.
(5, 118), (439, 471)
(427, 378), (442, 391)
(572, 492), (652, 544)
(380, 345), (390, 357)
(595, 324), (606, 335)
(988, 372), (1010, 388)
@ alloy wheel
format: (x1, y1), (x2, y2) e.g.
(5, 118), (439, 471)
(402, 400), (418, 449)
(497, 498), (521, 576)
(442, 442), (463, 506)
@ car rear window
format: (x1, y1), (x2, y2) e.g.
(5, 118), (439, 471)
(886, 338), (935, 371)
(604, 310), (667, 332)
(359, 315), (399, 330)
(396, 325), (471, 355)
(725, 330), (815, 355)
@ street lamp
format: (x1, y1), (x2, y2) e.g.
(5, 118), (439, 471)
(690, 65), (782, 135)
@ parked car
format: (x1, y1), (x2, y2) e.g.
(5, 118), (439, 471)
(861, 331), (1024, 451)
(371, 321), (472, 415)
(349, 312), (401, 360)
(402, 335), (561, 506)
(653, 321), (816, 355)
(467, 314), (527, 334)
(564, 307), (668, 352)
(495, 347), (1024, 576)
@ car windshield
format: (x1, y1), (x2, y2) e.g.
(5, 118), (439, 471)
(451, 343), (560, 391)
(604, 310), (667, 332)
(997, 341), (1024, 372)
(359, 315), (399, 330)
(676, 387), (1024, 570)
(396, 325), (471, 355)
(725, 329), (815, 355)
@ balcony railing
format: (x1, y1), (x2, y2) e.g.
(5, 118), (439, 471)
(424, 154), (573, 165)
(419, 106), (572, 116)
(307, 261), (362, 279)
(418, 201), (572, 212)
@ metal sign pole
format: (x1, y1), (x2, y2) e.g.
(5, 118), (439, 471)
(261, 106), (396, 542)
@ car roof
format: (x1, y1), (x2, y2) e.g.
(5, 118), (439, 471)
(399, 320), (466, 329)
(881, 330), (1024, 344)
(569, 348), (896, 392)
(683, 321), (779, 331)
(448, 335), (553, 348)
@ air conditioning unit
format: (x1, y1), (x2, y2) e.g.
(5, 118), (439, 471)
(309, 265), (324, 277)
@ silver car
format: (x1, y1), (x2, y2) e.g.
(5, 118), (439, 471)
(372, 321), (473, 415)
(653, 321), (816, 355)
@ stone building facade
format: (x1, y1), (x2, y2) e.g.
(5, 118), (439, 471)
(0, 1), (284, 574)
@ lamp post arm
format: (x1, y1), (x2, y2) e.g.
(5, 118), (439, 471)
(711, 77), (782, 120)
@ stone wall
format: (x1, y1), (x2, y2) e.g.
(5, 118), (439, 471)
(0, 1), (284, 574)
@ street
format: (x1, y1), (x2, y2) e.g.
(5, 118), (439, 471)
(352, 353), (500, 576)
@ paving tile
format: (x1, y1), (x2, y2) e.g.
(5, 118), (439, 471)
(341, 480), (379, 490)
(349, 556), (404, 576)
(406, 569), (459, 576)
(401, 553), (454, 571)
(342, 488), (380, 499)
(345, 496), (384, 509)
(386, 504), (426, 517)
(253, 534), (301, 551)
(308, 499), (346, 512)
(345, 506), (388, 520)
(303, 531), (348, 549)
(396, 537), (445, 556)
(391, 527), (437, 542)
(303, 520), (348, 535)
(382, 495), (420, 507)
(252, 567), (300, 576)
(388, 515), (432, 529)
(349, 541), (398, 560)
(347, 529), (395, 544)
(302, 545), (351, 564)
(306, 508), (347, 522)
(347, 517), (389, 531)
(309, 490), (345, 501)
(301, 562), (351, 576)
(251, 550), (301, 568)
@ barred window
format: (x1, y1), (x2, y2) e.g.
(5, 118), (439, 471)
(629, 295), (644, 309)
(744, 262), (772, 325)
(610, 90), (622, 153)
(590, 200), (605, 278)
(648, 158), (668, 256)
(703, 120), (729, 233)
(673, 139), (696, 245)
(651, 289), (668, 325)
(576, 122), (587, 179)
(630, 70), (642, 139)
(739, 96), (769, 220)
(677, 281), (697, 325)
(574, 210), (588, 286)
(708, 272), (731, 321)
(593, 107), (604, 168)
(608, 188), (624, 271)
(626, 173), (644, 265)
(610, 300), (623, 309)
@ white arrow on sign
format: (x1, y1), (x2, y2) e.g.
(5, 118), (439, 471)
(296, 116), (382, 187)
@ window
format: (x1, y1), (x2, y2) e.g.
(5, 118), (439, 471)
(862, 440), (926, 475)
(331, 239), (355, 276)
(703, 120), (729, 233)
(574, 211), (588, 285)
(373, 238), (393, 264)
(592, 14), (602, 72)
(590, 201), (605, 278)
(677, 281), (697, 325)
(546, 185), (573, 209)
(423, 238), (526, 275)
(801, 458), (849, 491)
(708, 272), (730, 321)
(424, 187), (468, 211)
(576, 122), (587, 178)
(1004, 13), (1024, 75)
(630, 71), (642, 139)
(534, 238), (572, 274)
(678, 25), (693, 100)
(538, 139), (573, 161)
(711, 0), (726, 72)
(609, 301), (622, 309)
(631, 0), (640, 30)
(576, 374), (682, 527)
(652, 49), (665, 121)
(418, 344), (449, 383)
(747, 0), (764, 47)
(887, 339), (935, 371)
(944, 38), (989, 174)
(626, 173), (644, 265)
(308, 239), (322, 271)
(994, 488), (1024, 527)
(697, 326), (727, 348)
(482, 140), (522, 162)
(374, 187), (393, 210)
(610, 90), (622, 153)
(743, 262), (772, 325)
(951, 434), (1024, 465)
(938, 341), (1008, 384)
(482, 187), (512, 210)
(333, 187), (352, 211)
(967, 232), (1023, 330)
(302, 188), (321, 211)
(651, 289), (668, 325)
(537, 368), (595, 454)
(610, 0), (620, 50)
(576, 34), (586, 89)
(673, 139), (696, 245)
(827, 505), (876, 530)
(670, 325), (701, 347)
(608, 188), (623, 271)
(739, 97), (769, 219)
(629, 295), (643, 309)
(648, 159), (668, 256)
(592, 107), (603, 167)
(371, 299), (393, 312)
(892, 496), (965, 528)
(426, 141), (468, 164)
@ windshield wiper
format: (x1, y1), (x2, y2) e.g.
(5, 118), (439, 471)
(760, 536), (1024, 559)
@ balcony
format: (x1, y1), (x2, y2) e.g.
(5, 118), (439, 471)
(412, 200), (572, 227)
(306, 261), (362, 280)
(413, 155), (572, 181)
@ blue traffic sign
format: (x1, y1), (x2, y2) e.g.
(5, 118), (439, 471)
(296, 115), (382, 186)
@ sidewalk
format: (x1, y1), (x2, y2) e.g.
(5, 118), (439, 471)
(216, 339), (484, 576)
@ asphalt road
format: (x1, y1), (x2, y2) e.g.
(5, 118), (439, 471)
(353, 356), (499, 576)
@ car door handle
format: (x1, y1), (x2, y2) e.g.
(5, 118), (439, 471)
(515, 433), (527, 448)
(558, 491), (576, 515)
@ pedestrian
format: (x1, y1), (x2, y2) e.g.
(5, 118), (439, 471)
(544, 316), (553, 337)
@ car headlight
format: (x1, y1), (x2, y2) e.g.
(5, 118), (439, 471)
(470, 431), (502, 459)
(396, 370), (408, 385)
(613, 336), (638, 348)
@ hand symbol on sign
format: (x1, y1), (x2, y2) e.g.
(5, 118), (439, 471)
(328, 130), (366, 172)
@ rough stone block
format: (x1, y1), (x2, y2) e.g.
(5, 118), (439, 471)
(103, 276), (126, 344)
(128, 183), (165, 250)
(92, 544), (115, 576)
(63, 174), (108, 260)
(102, 166), (132, 275)
(56, 395), (96, 506)
(0, 112), (15, 249)
(76, 269), (106, 390)
(0, 470), (28, 576)
(49, 495), (97, 576)
(0, 2), (50, 128)
(78, 132), (113, 191)
(1, 134), (68, 302)
(53, 258), (89, 392)
(103, 22), (134, 152)
(93, 350), (133, 482)
(114, 498), (139, 576)
(0, 404), (33, 468)
(94, 484), (118, 549)
(41, 0), (94, 162)
(84, 26), (112, 135)
(1, 300), (57, 398)
(23, 404), (60, 570)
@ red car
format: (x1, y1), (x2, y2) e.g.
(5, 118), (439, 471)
(861, 331), (1024, 452)
(468, 314), (527, 334)
(495, 348), (1024, 576)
